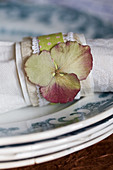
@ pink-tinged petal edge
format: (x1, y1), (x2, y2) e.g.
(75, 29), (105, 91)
(51, 41), (93, 81)
(40, 73), (80, 103)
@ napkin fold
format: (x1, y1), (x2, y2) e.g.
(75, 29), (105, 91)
(87, 38), (113, 92)
(0, 42), (29, 114)
(0, 34), (113, 114)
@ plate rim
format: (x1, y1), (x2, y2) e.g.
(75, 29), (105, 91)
(0, 102), (113, 146)
(0, 123), (113, 161)
(0, 115), (113, 154)
(0, 129), (112, 169)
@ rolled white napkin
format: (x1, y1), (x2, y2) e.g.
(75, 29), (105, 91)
(0, 34), (113, 114)
(87, 38), (113, 92)
(0, 42), (30, 114)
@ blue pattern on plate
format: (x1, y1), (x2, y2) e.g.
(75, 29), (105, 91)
(30, 93), (113, 131)
(0, 1), (113, 41)
(0, 92), (113, 137)
(0, 114), (112, 149)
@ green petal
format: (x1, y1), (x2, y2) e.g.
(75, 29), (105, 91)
(24, 51), (55, 86)
(40, 73), (80, 103)
(51, 41), (93, 80)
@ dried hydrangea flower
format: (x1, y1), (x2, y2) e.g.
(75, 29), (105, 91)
(25, 41), (93, 103)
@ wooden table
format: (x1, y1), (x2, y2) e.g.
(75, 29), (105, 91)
(10, 134), (113, 170)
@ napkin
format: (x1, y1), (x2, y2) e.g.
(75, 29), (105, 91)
(87, 38), (113, 92)
(0, 34), (113, 114)
(0, 42), (30, 114)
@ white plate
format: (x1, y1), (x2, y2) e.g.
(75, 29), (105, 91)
(0, 122), (113, 161)
(0, 115), (112, 155)
(0, 129), (112, 169)
(0, 93), (113, 146)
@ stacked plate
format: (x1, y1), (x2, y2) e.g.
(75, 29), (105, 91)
(0, 92), (113, 169)
(0, 1), (113, 169)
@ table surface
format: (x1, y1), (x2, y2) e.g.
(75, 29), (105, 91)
(8, 134), (113, 170)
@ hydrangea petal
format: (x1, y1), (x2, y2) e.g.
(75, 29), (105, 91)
(24, 51), (55, 86)
(40, 73), (80, 103)
(51, 41), (93, 80)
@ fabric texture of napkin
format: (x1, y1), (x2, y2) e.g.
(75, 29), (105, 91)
(87, 38), (113, 92)
(0, 42), (30, 114)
